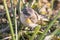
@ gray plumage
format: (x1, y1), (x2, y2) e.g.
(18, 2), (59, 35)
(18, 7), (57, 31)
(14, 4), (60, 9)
(20, 6), (49, 28)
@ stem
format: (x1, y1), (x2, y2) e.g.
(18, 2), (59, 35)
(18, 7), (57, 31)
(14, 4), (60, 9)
(29, 25), (41, 40)
(51, 29), (59, 35)
(51, 0), (55, 9)
(3, 0), (15, 40)
(14, 7), (18, 40)
(17, 0), (20, 21)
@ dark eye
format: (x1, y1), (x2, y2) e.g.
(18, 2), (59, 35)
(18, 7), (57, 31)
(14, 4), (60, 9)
(23, 9), (30, 16)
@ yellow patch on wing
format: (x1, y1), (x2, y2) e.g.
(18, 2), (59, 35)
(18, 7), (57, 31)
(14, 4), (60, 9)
(25, 18), (33, 24)
(41, 11), (47, 15)
(46, 2), (51, 7)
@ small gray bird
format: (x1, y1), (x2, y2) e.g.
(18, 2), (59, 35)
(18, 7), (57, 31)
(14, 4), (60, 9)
(20, 6), (49, 28)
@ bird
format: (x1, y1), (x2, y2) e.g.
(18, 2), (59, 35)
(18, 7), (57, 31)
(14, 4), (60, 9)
(20, 6), (49, 28)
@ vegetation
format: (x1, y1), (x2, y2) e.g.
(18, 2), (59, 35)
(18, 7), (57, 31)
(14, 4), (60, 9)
(0, 0), (60, 40)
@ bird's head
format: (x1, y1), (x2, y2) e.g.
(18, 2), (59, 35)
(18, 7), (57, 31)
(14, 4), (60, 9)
(21, 7), (35, 18)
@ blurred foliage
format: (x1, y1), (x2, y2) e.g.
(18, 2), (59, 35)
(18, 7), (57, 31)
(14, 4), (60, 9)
(0, 0), (60, 40)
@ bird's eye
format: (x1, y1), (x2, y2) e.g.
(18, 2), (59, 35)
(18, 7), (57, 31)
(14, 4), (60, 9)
(23, 10), (30, 16)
